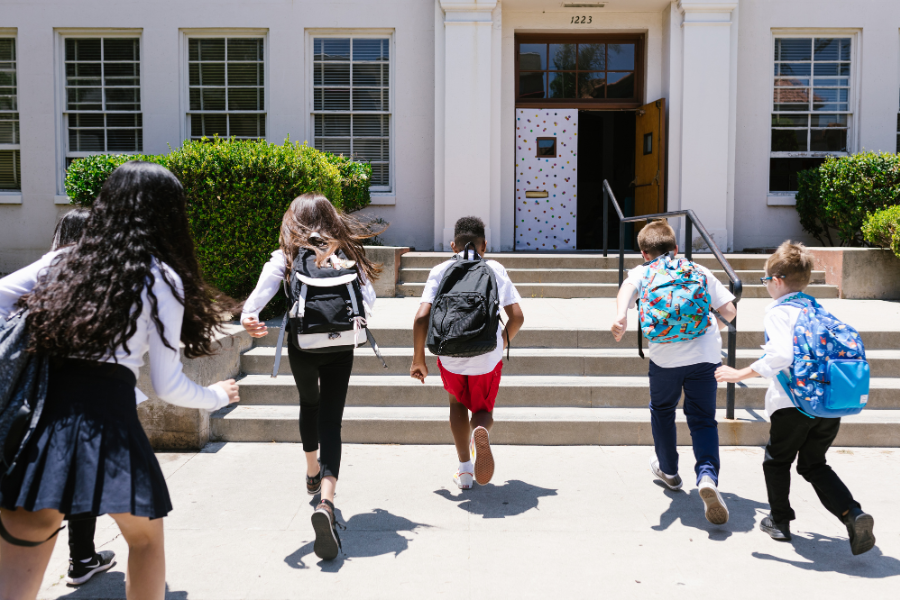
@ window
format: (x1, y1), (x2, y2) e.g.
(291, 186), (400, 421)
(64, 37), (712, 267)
(312, 37), (391, 190)
(515, 35), (643, 106)
(536, 138), (557, 157)
(187, 37), (266, 140)
(0, 37), (20, 190)
(770, 37), (852, 192)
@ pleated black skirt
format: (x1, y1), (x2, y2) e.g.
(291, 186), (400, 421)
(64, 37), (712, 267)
(0, 358), (172, 519)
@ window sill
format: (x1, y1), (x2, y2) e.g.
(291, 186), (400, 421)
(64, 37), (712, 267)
(767, 193), (796, 206)
(369, 194), (395, 206)
(54, 195), (72, 205)
(0, 193), (23, 205)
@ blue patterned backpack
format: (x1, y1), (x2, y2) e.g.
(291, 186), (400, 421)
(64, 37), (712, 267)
(771, 293), (869, 418)
(637, 254), (712, 356)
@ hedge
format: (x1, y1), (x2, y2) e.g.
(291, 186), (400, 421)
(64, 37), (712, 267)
(65, 138), (372, 307)
(862, 205), (900, 258)
(795, 152), (900, 246)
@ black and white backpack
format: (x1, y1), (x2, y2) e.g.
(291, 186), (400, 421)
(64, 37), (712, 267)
(271, 248), (386, 377)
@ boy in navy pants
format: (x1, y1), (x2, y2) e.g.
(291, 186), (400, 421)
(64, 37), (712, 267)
(611, 221), (737, 524)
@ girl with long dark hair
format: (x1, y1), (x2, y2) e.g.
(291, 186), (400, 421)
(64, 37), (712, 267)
(0, 161), (240, 600)
(241, 192), (381, 560)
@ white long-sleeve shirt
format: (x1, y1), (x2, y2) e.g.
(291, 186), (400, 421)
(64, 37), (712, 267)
(0, 250), (229, 411)
(240, 249), (376, 322)
(749, 292), (804, 417)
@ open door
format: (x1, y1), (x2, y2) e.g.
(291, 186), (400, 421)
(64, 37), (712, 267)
(633, 99), (666, 233)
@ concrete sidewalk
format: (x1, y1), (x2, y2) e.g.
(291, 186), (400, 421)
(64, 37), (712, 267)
(36, 443), (900, 599)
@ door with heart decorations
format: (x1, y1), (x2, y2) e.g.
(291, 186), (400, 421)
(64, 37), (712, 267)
(515, 109), (578, 250)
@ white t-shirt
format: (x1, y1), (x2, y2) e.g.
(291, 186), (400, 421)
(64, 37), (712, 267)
(421, 255), (522, 376)
(749, 293), (804, 417)
(624, 260), (736, 369)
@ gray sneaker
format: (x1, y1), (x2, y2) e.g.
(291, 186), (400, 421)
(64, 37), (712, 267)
(698, 475), (729, 525)
(650, 457), (683, 490)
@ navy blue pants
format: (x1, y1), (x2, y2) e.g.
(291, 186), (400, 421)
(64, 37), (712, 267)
(648, 361), (721, 485)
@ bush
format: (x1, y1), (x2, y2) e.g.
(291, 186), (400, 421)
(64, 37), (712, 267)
(862, 205), (900, 258)
(795, 152), (900, 246)
(65, 138), (373, 306)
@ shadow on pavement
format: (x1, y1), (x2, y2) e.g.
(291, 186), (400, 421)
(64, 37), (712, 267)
(56, 572), (188, 599)
(433, 479), (558, 519)
(753, 532), (900, 578)
(651, 484), (770, 541)
(284, 507), (430, 572)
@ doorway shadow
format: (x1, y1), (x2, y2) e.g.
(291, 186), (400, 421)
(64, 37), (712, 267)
(651, 484), (770, 541)
(753, 532), (900, 578)
(56, 572), (188, 599)
(433, 479), (558, 519)
(284, 507), (430, 572)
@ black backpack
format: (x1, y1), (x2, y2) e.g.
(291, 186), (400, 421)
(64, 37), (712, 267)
(427, 245), (506, 358)
(270, 248), (386, 377)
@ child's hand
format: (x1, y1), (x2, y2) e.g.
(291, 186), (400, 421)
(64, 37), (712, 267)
(410, 361), (428, 383)
(212, 379), (240, 404)
(610, 314), (628, 342)
(242, 316), (268, 338)
(715, 366), (745, 383)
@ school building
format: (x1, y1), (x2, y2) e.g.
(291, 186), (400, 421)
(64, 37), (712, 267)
(2, 0), (900, 272)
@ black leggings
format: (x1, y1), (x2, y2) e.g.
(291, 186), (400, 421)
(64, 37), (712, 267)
(68, 514), (96, 561)
(287, 344), (354, 480)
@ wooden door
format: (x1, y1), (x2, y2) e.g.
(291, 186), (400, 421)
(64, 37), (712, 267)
(634, 99), (666, 224)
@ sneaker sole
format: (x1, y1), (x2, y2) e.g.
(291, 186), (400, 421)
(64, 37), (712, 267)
(473, 428), (494, 485)
(850, 514), (876, 556)
(454, 473), (474, 490)
(307, 485), (322, 496)
(759, 522), (791, 541)
(311, 511), (340, 561)
(66, 560), (116, 586)
(699, 486), (729, 525)
(649, 459), (682, 491)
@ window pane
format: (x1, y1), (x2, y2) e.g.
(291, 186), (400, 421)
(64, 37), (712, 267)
(104, 38), (139, 61)
(228, 88), (262, 111)
(66, 38), (101, 62)
(369, 163), (388, 187)
(353, 39), (388, 62)
(352, 89), (385, 111)
(229, 114), (264, 138)
(810, 128), (847, 152)
(197, 39), (225, 61)
(519, 44), (546, 70)
(549, 44), (576, 70)
(578, 72), (606, 99)
(201, 89), (226, 110)
(775, 38), (811, 61)
(774, 103), (810, 112)
(769, 157), (825, 192)
(66, 62), (102, 85)
(315, 138), (351, 155)
(774, 87), (810, 104)
(518, 72), (545, 99)
(107, 127), (141, 151)
(319, 88), (350, 111)
(0, 114), (19, 144)
(228, 63), (262, 86)
(199, 63), (225, 86)
(814, 38), (850, 61)
(548, 72), (575, 98)
(106, 87), (140, 111)
(777, 63), (811, 77)
(317, 39), (350, 61)
(607, 72), (634, 98)
(69, 127), (104, 151)
(353, 114), (387, 137)
(771, 129), (808, 152)
(0, 39), (15, 62)
(228, 38), (263, 62)
(104, 62), (139, 86)
(353, 64), (385, 87)
(192, 114), (226, 138)
(67, 87), (102, 111)
(772, 114), (807, 127)
(578, 44), (605, 70)
(320, 63), (350, 86)
(314, 114), (351, 137)
(354, 139), (388, 162)
(608, 43), (635, 71)
(0, 150), (21, 190)
(810, 114), (847, 127)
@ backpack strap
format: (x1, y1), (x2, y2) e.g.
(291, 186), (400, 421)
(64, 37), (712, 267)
(347, 281), (388, 369)
(271, 311), (289, 379)
(0, 511), (64, 547)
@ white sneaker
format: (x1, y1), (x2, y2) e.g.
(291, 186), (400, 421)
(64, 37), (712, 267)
(453, 467), (474, 490)
(698, 475), (729, 525)
(650, 457), (683, 491)
(471, 426), (494, 485)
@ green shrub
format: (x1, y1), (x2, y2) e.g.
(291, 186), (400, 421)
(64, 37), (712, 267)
(65, 153), (168, 206)
(862, 205), (900, 258)
(795, 152), (900, 246)
(323, 153), (372, 213)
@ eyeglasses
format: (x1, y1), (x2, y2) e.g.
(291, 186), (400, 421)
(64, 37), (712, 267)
(759, 275), (786, 285)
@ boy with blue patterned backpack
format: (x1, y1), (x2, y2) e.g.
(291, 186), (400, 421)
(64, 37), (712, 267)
(715, 241), (874, 554)
(611, 220), (736, 524)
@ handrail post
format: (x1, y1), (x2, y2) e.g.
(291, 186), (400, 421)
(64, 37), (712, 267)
(618, 222), (625, 286)
(602, 185), (609, 258)
(726, 293), (737, 420)
(684, 217), (693, 261)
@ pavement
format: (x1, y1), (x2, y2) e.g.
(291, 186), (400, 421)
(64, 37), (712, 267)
(36, 443), (900, 599)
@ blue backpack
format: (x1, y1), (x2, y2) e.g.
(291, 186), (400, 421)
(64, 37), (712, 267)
(638, 254), (712, 347)
(771, 293), (869, 418)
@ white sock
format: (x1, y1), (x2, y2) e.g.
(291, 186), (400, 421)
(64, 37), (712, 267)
(459, 460), (473, 473)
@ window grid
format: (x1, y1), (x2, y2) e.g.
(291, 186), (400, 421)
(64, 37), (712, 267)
(312, 37), (391, 189)
(0, 37), (21, 190)
(770, 37), (852, 192)
(187, 37), (266, 141)
(64, 37), (143, 164)
(517, 42), (637, 101)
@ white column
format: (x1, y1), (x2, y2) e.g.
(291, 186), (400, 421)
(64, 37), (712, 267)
(436, 0), (498, 251)
(677, 0), (738, 251)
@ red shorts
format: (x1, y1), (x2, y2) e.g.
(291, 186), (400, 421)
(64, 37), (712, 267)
(437, 359), (503, 413)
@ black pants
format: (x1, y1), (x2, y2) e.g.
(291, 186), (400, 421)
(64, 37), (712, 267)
(763, 407), (860, 523)
(68, 514), (96, 561)
(287, 344), (354, 480)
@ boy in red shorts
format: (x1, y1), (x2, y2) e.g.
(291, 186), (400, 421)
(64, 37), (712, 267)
(411, 217), (524, 489)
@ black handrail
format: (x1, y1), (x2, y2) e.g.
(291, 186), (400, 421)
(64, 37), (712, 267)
(601, 179), (744, 419)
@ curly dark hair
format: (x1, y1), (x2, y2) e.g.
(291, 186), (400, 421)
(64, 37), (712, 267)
(453, 215), (486, 250)
(25, 161), (237, 360)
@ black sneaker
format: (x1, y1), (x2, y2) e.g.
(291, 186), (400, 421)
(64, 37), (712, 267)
(307, 470), (322, 496)
(843, 507), (875, 556)
(311, 499), (343, 560)
(760, 514), (792, 541)
(66, 550), (116, 586)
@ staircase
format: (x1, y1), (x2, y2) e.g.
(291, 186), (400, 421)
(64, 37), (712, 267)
(210, 253), (900, 447)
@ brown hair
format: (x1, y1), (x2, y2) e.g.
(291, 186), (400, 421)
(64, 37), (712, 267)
(765, 241), (813, 291)
(637, 220), (677, 258)
(279, 192), (384, 282)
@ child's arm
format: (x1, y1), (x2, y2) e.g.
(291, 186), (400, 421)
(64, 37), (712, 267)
(502, 303), (525, 348)
(611, 282), (638, 342)
(714, 365), (760, 383)
(715, 309), (793, 383)
(411, 303), (432, 383)
(714, 301), (737, 330)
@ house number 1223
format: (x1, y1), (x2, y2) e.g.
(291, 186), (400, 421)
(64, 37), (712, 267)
(570, 16), (593, 24)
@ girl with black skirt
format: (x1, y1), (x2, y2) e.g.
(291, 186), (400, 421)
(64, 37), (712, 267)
(241, 193), (381, 560)
(0, 162), (240, 600)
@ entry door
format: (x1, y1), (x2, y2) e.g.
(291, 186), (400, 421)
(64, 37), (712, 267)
(634, 99), (666, 222)
(515, 108), (579, 250)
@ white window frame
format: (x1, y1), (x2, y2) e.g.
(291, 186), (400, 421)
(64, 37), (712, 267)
(767, 30), (861, 205)
(0, 31), (21, 201)
(180, 29), (269, 144)
(307, 30), (395, 196)
(54, 29), (144, 197)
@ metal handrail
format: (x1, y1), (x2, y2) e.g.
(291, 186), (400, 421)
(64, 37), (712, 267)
(601, 179), (744, 419)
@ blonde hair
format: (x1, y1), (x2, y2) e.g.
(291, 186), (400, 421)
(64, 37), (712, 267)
(765, 241), (813, 291)
(637, 220), (677, 258)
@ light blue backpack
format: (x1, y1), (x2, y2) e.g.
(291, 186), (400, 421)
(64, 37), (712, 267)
(771, 293), (869, 418)
(638, 255), (712, 344)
